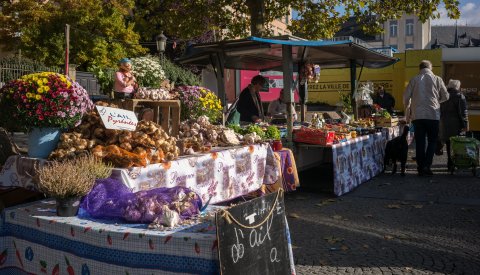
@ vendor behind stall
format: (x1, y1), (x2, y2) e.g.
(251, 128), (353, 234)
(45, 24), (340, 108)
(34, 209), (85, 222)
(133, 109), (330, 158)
(373, 86), (395, 113)
(237, 75), (266, 123)
(267, 91), (298, 121)
(114, 58), (137, 100)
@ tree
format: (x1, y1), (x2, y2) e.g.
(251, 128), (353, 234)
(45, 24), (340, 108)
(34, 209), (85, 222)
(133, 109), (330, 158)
(0, 0), (146, 69)
(132, 0), (460, 40)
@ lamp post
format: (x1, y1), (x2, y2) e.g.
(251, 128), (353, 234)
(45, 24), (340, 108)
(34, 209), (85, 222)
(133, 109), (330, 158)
(156, 32), (167, 65)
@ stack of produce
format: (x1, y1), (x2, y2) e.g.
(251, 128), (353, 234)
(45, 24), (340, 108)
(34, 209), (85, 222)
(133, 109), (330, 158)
(49, 102), (180, 168)
(134, 87), (178, 101)
(178, 115), (242, 155)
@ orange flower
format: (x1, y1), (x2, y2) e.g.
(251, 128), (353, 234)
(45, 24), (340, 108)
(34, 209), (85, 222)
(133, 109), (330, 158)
(162, 161), (172, 170)
(287, 167), (293, 174)
(211, 152), (218, 160)
(248, 145), (255, 154)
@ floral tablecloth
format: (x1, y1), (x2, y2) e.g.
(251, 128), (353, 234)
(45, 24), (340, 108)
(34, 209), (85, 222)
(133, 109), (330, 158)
(0, 144), (280, 204)
(0, 200), (295, 275)
(332, 127), (401, 196)
(263, 149), (299, 194)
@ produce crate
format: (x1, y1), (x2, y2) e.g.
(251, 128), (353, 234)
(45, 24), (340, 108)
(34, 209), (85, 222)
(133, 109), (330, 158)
(113, 99), (181, 136)
(293, 128), (335, 145)
(375, 116), (399, 127)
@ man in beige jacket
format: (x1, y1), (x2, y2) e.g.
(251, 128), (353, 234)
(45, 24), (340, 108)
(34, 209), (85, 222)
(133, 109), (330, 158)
(404, 60), (449, 176)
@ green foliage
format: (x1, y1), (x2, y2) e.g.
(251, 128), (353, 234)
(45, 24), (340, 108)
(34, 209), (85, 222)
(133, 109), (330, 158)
(163, 59), (200, 86)
(265, 126), (281, 140)
(87, 65), (115, 95)
(131, 0), (459, 40)
(0, 0), (147, 69)
(339, 92), (353, 114)
(227, 124), (244, 134)
(245, 124), (266, 139)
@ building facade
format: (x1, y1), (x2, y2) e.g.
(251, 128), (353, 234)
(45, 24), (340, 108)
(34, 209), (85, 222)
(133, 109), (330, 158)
(336, 14), (431, 52)
(382, 14), (431, 52)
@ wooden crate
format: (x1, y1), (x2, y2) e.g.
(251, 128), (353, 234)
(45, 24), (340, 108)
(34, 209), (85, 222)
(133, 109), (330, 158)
(375, 117), (399, 127)
(113, 99), (181, 137)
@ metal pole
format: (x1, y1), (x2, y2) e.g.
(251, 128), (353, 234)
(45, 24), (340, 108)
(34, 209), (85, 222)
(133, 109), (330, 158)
(282, 45), (293, 143)
(350, 59), (357, 119)
(65, 24), (70, 76)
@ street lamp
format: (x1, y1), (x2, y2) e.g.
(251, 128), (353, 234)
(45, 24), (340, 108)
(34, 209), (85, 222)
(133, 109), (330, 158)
(156, 31), (167, 65)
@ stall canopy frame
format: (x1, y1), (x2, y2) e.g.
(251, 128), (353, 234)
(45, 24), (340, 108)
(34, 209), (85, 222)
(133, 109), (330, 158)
(177, 35), (399, 142)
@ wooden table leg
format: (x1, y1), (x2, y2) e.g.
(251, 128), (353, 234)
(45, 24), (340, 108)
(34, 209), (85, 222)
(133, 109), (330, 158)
(171, 106), (180, 137)
(161, 107), (170, 134)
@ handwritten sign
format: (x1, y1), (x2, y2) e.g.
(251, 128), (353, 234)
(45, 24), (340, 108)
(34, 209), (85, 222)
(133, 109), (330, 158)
(216, 191), (290, 275)
(96, 105), (138, 131)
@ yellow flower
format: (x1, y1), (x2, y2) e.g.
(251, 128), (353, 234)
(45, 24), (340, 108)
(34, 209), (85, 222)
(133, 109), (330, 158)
(43, 78), (48, 84)
(26, 93), (32, 98)
(37, 87), (44, 94)
(43, 86), (50, 92)
(35, 94), (41, 100)
(37, 80), (43, 86)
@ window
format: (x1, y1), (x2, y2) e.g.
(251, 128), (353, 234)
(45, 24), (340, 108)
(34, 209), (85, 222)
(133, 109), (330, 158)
(406, 43), (414, 49)
(406, 19), (414, 36)
(389, 21), (398, 37)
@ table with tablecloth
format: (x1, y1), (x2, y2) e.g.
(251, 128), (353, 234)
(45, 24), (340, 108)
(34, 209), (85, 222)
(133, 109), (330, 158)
(0, 199), (295, 275)
(295, 126), (401, 196)
(262, 148), (299, 194)
(0, 144), (280, 204)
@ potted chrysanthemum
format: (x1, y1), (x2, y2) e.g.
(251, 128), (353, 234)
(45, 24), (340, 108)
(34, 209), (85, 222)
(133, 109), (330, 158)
(0, 72), (93, 158)
(176, 86), (223, 123)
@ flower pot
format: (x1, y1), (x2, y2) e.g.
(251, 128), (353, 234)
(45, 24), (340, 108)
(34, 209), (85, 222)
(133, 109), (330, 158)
(272, 140), (283, 151)
(56, 197), (81, 217)
(28, 127), (61, 159)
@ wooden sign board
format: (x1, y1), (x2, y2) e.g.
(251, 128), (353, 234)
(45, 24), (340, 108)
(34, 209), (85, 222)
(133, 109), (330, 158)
(96, 105), (138, 131)
(216, 191), (290, 275)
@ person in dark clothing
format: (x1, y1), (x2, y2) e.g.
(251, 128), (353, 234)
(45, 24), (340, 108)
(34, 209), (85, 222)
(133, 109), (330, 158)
(373, 86), (395, 113)
(440, 79), (469, 169)
(237, 75), (266, 123)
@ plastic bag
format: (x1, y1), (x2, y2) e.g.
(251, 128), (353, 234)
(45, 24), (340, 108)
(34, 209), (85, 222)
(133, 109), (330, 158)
(80, 178), (202, 224)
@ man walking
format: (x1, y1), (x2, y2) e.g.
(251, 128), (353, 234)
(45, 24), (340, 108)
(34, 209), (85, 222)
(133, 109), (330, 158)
(404, 60), (449, 176)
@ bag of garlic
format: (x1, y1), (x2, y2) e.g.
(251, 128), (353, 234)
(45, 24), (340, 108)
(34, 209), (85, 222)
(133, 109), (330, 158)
(80, 178), (202, 225)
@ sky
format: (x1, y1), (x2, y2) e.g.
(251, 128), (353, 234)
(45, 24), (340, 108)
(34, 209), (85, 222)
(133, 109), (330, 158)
(430, 1), (480, 26)
(293, 1), (480, 26)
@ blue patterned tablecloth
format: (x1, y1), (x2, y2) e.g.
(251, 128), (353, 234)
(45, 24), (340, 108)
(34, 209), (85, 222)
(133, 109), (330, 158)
(0, 200), (220, 275)
(331, 126), (401, 196)
(0, 199), (296, 275)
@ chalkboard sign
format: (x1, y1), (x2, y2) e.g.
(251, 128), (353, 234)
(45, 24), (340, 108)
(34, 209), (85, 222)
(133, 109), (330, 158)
(216, 190), (290, 275)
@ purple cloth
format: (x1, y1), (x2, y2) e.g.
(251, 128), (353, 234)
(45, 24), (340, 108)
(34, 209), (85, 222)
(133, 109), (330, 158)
(80, 178), (202, 223)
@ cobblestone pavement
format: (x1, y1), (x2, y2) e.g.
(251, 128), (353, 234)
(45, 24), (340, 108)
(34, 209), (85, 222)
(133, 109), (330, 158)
(287, 150), (480, 275)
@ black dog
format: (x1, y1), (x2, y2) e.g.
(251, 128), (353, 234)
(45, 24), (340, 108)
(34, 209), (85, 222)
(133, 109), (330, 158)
(384, 125), (409, 176)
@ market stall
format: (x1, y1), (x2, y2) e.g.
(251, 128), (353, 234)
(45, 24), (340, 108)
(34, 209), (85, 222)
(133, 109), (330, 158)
(0, 69), (297, 274)
(177, 35), (399, 196)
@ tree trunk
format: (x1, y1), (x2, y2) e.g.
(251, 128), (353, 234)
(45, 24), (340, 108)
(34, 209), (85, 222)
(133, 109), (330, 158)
(246, 0), (266, 37)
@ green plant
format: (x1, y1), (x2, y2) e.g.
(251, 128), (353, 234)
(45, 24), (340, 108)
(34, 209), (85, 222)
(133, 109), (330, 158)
(339, 92), (353, 114)
(87, 65), (115, 95)
(264, 126), (281, 140)
(245, 124), (265, 139)
(227, 124), (244, 134)
(36, 155), (110, 199)
(163, 59), (200, 86)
